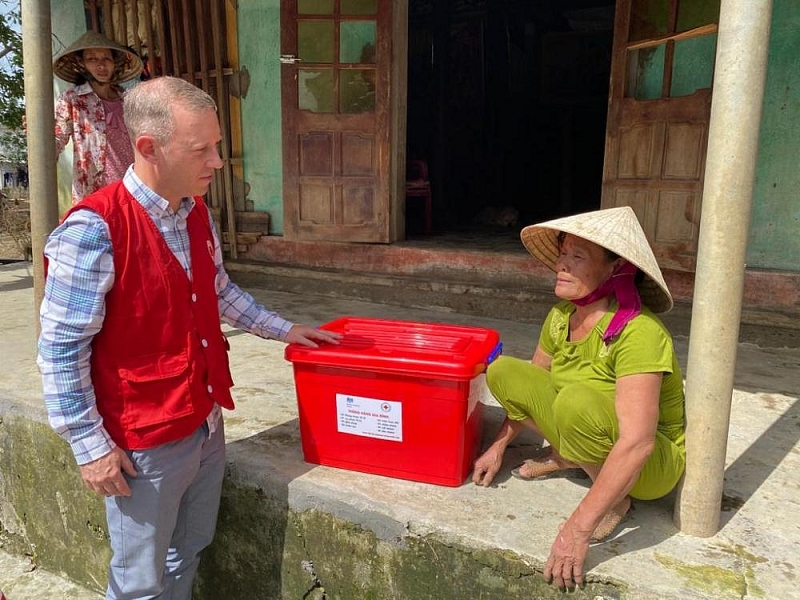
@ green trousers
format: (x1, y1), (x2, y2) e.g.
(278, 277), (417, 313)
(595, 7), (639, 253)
(486, 356), (685, 500)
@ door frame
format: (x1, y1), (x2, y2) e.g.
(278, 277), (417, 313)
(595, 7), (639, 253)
(279, 0), (408, 243)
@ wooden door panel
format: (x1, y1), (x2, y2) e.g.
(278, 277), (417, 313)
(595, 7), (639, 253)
(653, 190), (699, 264)
(294, 129), (378, 229)
(663, 123), (706, 179)
(298, 186), (334, 223)
(342, 186), (375, 223)
(611, 190), (649, 212)
(628, 194), (658, 241)
(608, 188), (699, 266)
(300, 134), (334, 176)
(655, 191), (698, 242)
(616, 123), (661, 179)
(341, 134), (375, 175)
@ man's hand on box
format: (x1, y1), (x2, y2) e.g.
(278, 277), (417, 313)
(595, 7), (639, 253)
(286, 324), (342, 348)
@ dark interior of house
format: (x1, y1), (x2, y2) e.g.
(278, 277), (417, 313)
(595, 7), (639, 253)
(405, 0), (615, 239)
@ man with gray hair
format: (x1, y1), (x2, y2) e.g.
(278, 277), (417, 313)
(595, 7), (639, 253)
(38, 76), (340, 599)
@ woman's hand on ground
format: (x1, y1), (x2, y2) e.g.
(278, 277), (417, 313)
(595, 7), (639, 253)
(544, 518), (592, 590)
(472, 446), (504, 487)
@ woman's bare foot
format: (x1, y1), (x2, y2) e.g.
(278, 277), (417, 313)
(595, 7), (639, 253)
(591, 496), (633, 542)
(511, 446), (584, 480)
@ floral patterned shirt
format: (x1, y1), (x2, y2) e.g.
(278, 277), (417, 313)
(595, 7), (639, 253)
(100, 97), (134, 184)
(54, 82), (134, 204)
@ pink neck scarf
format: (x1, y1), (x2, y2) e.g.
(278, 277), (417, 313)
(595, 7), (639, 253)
(572, 261), (641, 344)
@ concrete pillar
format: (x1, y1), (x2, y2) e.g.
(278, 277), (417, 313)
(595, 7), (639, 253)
(21, 0), (58, 330)
(673, 0), (773, 536)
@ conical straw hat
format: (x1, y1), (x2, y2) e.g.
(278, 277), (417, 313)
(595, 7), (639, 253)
(53, 30), (143, 84)
(520, 206), (673, 313)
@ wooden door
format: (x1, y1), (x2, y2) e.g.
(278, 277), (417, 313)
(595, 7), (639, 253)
(281, 0), (392, 242)
(602, 0), (720, 271)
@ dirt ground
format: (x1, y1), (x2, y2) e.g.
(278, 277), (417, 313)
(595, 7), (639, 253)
(0, 233), (26, 262)
(1, 189), (30, 263)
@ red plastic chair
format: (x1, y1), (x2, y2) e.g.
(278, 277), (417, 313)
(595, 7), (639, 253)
(406, 159), (432, 235)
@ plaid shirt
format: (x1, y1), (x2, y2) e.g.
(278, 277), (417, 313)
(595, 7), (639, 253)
(37, 167), (293, 465)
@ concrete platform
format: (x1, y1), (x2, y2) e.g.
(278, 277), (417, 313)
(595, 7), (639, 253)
(0, 549), (101, 600)
(1, 261), (799, 599)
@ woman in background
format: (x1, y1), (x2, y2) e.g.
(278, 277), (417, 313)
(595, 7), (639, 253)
(52, 30), (142, 204)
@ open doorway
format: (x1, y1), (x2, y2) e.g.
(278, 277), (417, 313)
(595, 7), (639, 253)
(405, 1), (615, 240)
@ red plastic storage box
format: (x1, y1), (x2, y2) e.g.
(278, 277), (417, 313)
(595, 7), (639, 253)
(284, 317), (502, 486)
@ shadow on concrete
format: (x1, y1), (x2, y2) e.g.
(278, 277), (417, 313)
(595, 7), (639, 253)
(732, 347), (800, 396)
(223, 328), (248, 339)
(479, 405), (682, 575)
(0, 271), (31, 293)
(476, 404), (591, 487)
(719, 398), (800, 527)
(582, 494), (681, 574)
(196, 419), (314, 598)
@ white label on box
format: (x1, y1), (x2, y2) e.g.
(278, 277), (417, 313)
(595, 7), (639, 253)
(335, 393), (403, 442)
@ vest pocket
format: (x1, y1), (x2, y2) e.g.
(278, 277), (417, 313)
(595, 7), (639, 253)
(118, 350), (194, 428)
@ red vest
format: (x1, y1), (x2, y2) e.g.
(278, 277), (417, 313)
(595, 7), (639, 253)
(64, 182), (235, 450)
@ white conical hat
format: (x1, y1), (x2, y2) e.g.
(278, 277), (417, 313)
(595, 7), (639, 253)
(520, 206), (673, 313)
(53, 30), (143, 84)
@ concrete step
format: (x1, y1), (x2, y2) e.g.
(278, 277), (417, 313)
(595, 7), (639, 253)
(240, 234), (800, 324)
(225, 260), (800, 348)
(0, 550), (101, 599)
(226, 259), (558, 328)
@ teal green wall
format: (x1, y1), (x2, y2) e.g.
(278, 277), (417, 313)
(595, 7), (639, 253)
(238, 1), (285, 234)
(51, 0), (87, 213)
(670, 34), (716, 97)
(748, 0), (800, 271)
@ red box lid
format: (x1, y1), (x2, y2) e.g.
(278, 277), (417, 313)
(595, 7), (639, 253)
(285, 317), (502, 380)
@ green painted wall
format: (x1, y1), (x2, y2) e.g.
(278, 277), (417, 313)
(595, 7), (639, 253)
(238, 1), (285, 234)
(748, 0), (800, 271)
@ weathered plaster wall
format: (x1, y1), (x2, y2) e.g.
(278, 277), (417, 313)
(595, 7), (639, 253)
(197, 489), (623, 599)
(0, 414), (111, 589)
(51, 0), (86, 214)
(238, 1), (285, 234)
(0, 411), (624, 600)
(748, 0), (800, 271)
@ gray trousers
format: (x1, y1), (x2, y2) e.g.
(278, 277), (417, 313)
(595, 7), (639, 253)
(105, 421), (225, 599)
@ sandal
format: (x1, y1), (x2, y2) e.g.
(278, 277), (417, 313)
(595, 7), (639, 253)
(590, 496), (632, 542)
(510, 448), (588, 481)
